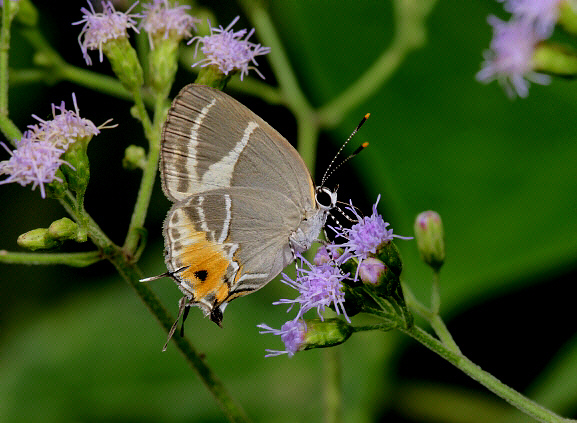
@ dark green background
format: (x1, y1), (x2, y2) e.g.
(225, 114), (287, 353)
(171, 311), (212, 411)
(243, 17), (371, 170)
(1, 1), (576, 422)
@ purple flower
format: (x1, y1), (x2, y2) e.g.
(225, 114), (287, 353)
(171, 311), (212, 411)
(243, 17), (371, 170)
(189, 16), (271, 80)
(0, 134), (71, 199)
(257, 319), (306, 357)
(274, 254), (350, 323)
(0, 94), (109, 198)
(476, 16), (550, 98)
(73, 0), (141, 65)
(28, 93), (102, 150)
(498, 0), (563, 38)
(141, 0), (199, 48)
(332, 195), (411, 279)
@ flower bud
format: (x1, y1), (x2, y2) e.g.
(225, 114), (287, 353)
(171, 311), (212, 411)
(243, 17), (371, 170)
(301, 318), (354, 351)
(148, 38), (179, 98)
(17, 228), (61, 251)
(195, 64), (231, 90)
(61, 138), (90, 194)
(358, 257), (387, 284)
(123, 145), (147, 170)
(103, 38), (144, 92)
(414, 211), (445, 271)
(48, 217), (78, 241)
(559, 1), (577, 35)
(533, 43), (577, 78)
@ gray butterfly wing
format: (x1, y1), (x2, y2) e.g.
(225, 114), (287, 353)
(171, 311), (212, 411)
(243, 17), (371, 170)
(163, 187), (312, 318)
(160, 84), (317, 215)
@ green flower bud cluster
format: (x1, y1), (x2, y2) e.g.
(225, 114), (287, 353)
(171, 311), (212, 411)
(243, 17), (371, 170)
(17, 218), (79, 251)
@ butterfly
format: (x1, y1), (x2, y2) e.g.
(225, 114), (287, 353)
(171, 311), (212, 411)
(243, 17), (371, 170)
(141, 84), (338, 343)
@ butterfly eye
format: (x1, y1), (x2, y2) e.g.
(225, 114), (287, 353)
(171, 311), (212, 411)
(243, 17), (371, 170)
(315, 186), (337, 210)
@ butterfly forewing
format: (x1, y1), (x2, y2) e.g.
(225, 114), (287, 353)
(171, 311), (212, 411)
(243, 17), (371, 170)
(161, 84), (316, 212)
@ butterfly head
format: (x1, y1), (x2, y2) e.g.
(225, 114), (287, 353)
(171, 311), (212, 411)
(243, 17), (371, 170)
(315, 185), (337, 211)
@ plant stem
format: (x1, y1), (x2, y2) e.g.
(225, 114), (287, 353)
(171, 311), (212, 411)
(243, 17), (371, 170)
(403, 282), (461, 354)
(122, 93), (165, 256)
(431, 270), (441, 314)
(0, 112), (21, 143)
(400, 325), (574, 423)
(0, 250), (102, 267)
(0, 0), (21, 144)
(110, 254), (252, 423)
(56, 191), (251, 422)
(0, 0), (11, 116)
(317, 0), (438, 128)
(323, 347), (342, 423)
(59, 64), (134, 102)
(239, 0), (319, 172)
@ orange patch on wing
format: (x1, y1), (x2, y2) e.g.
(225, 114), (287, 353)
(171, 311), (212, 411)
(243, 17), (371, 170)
(178, 229), (230, 302)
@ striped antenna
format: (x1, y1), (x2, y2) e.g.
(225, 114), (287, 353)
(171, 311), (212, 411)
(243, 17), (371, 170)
(321, 113), (370, 187)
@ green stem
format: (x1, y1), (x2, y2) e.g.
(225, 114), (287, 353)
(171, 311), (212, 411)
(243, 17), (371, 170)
(297, 115), (320, 174)
(240, 1), (312, 117)
(353, 322), (398, 332)
(323, 348), (342, 423)
(431, 270), (441, 314)
(75, 190), (88, 242)
(0, 112), (21, 144)
(123, 94), (165, 256)
(226, 76), (283, 105)
(110, 255), (252, 423)
(0, 0), (12, 116)
(56, 194), (250, 422)
(9, 67), (45, 85)
(401, 325), (574, 423)
(239, 0), (319, 171)
(0, 0), (21, 144)
(317, 0), (438, 128)
(0, 250), (102, 267)
(429, 314), (461, 355)
(59, 64), (134, 102)
(403, 282), (461, 354)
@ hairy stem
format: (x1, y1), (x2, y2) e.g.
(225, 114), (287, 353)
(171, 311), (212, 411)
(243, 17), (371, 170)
(401, 325), (574, 423)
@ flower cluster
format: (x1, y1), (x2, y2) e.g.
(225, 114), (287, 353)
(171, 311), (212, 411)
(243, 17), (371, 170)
(73, 2), (270, 81)
(73, 1), (141, 65)
(275, 254), (350, 322)
(27, 94), (101, 150)
(189, 15), (271, 80)
(141, 0), (200, 48)
(477, 0), (567, 97)
(498, 0), (563, 37)
(0, 94), (101, 198)
(0, 134), (69, 199)
(332, 194), (412, 280)
(258, 196), (412, 357)
(258, 319), (307, 358)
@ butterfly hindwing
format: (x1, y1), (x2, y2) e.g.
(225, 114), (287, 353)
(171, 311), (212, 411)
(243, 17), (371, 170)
(163, 187), (303, 316)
